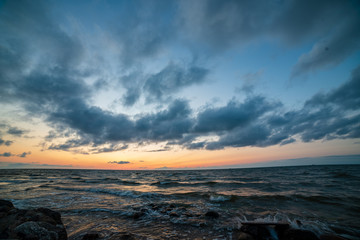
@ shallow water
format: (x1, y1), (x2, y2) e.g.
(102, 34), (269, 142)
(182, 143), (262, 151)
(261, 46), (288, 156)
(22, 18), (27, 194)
(1, 165), (359, 239)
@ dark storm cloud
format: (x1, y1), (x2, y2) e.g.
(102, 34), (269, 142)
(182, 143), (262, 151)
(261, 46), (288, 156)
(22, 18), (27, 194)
(0, 138), (12, 146)
(135, 99), (193, 141)
(194, 96), (280, 133)
(183, 66), (360, 150)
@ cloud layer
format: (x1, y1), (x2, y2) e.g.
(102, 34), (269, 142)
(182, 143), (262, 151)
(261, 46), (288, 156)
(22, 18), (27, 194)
(0, 0), (359, 154)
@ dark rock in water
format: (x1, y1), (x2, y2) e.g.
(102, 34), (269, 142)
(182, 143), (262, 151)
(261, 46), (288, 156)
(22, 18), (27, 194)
(282, 228), (319, 240)
(241, 224), (277, 240)
(238, 232), (255, 240)
(0, 200), (14, 211)
(0, 199), (67, 240)
(82, 232), (100, 240)
(205, 211), (219, 218)
(132, 211), (145, 220)
(320, 234), (348, 240)
(169, 212), (179, 217)
(108, 232), (135, 240)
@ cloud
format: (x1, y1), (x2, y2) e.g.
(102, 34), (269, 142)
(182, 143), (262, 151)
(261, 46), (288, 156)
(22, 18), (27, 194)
(0, 138), (12, 146)
(7, 127), (26, 137)
(143, 63), (209, 103)
(119, 63), (209, 106)
(193, 96), (280, 133)
(291, 16), (360, 77)
(17, 152), (31, 158)
(108, 161), (131, 164)
(0, 151), (31, 158)
(1, 0), (359, 155)
(0, 162), (74, 169)
(0, 152), (12, 157)
(179, 0), (360, 74)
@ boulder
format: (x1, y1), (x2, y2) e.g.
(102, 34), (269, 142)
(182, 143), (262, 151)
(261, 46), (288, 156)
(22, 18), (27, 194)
(0, 199), (67, 240)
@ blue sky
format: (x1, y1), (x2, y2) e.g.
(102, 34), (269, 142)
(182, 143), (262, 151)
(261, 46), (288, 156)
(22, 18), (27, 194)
(0, 0), (359, 169)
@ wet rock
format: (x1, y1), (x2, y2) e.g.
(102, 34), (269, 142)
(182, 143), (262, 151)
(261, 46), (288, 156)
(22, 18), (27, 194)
(108, 232), (135, 240)
(0, 199), (14, 212)
(0, 199), (67, 240)
(15, 221), (61, 240)
(238, 231), (255, 240)
(82, 232), (100, 240)
(282, 228), (319, 240)
(132, 211), (145, 220)
(205, 211), (219, 218)
(320, 234), (348, 240)
(169, 212), (180, 217)
(240, 224), (279, 240)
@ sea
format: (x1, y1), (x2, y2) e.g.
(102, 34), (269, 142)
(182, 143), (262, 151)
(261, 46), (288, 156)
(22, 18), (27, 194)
(0, 165), (359, 240)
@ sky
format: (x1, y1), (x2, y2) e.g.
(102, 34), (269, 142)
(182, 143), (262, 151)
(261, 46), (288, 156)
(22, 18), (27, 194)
(0, 0), (360, 170)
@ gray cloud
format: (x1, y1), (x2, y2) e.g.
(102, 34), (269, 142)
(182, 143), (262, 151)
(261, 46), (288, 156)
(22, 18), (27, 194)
(108, 161), (131, 164)
(0, 152), (12, 157)
(0, 151), (31, 158)
(0, 162), (74, 169)
(0, 0), (359, 154)
(119, 63), (209, 106)
(193, 96), (280, 133)
(292, 16), (360, 77)
(143, 63), (209, 103)
(7, 127), (26, 137)
(179, 0), (360, 75)
(0, 138), (12, 146)
(17, 152), (31, 158)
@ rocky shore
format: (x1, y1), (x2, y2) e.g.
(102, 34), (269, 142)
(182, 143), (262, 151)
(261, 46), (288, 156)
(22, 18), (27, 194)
(0, 199), (348, 240)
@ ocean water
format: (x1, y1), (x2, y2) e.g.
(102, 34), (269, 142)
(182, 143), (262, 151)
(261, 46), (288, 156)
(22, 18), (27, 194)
(0, 165), (359, 239)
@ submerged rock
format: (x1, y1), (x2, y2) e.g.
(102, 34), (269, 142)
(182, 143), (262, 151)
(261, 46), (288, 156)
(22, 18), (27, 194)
(205, 211), (220, 218)
(282, 228), (319, 240)
(81, 232), (100, 240)
(0, 199), (67, 240)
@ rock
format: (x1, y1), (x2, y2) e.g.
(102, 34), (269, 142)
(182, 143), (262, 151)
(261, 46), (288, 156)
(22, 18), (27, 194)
(205, 211), (219, 218)
(15, 221), (60, 240)
(240, 224), (279, 240)
(36, 208), (63, 225)
(238, 231), (255, 240)
(0, 199), (67, 240)
(169, 212), (179, 217)
(108, 232), (135, 240)
(320, 234), (348, 240)
(82, 232), (100, 240)
(132, 211), (145, 220)
(0, 199), (14, 211)
(282, 228), (319, 240)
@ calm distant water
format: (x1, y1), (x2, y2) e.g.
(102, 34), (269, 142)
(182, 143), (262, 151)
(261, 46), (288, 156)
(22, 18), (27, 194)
(1, 165), (359, 239)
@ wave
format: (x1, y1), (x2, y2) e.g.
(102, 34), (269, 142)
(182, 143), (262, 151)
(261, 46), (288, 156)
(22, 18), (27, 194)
(53, 186), (162, 198)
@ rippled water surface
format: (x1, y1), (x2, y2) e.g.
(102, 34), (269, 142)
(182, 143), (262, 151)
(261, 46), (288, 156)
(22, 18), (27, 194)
(1, 165), (359, 239)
